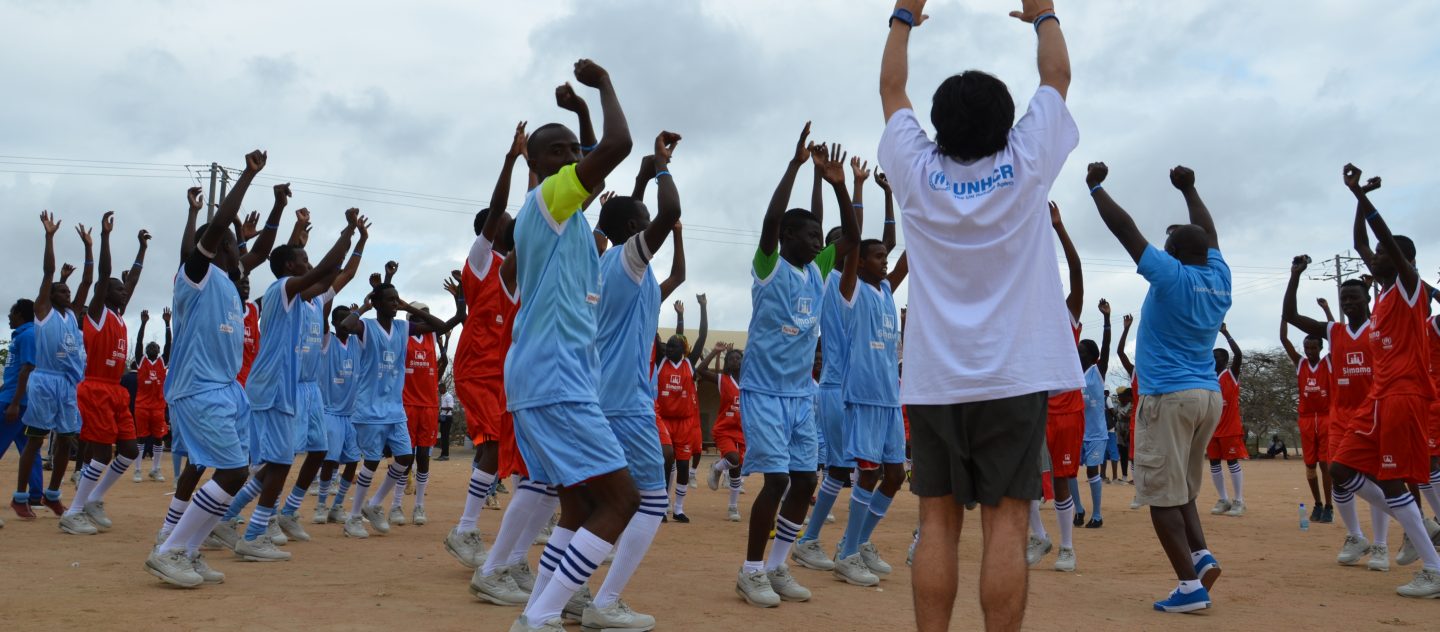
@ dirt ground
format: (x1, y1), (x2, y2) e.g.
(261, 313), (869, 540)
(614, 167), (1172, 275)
(1, 452), (1436, 630)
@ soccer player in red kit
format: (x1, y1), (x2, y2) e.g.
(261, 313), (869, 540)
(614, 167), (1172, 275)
(654, 308), (707, 523)
(398, 306), (443, 525)
(1206, 324), (1248, 517)
(1283, 316), (1334, 523)
(1329, 164), (1440, 598)
(700, 343), (745, 521)
(132, 308), (171, 482)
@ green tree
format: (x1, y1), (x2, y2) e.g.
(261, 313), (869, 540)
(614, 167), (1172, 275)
(1238, 347), (1301, 454)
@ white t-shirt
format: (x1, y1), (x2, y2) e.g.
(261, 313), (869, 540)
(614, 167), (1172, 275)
(877, 85), (1083, 405)
(440, 392), (456, 414)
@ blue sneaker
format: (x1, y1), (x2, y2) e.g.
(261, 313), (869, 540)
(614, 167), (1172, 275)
(1194, 554), (1221, 591)
(1153, 587), (1211, 613)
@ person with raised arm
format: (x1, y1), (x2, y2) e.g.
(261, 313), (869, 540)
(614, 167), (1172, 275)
(132, 308), (172, 483)
(878, 0), (1076, 628)
(1206, 323), (1251, 518)
(1085, 161), (1230, 613)
(1280, 288), (1335, 523)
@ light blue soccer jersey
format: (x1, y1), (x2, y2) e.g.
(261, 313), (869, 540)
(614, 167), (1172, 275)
(246, 279), (304, 413)
(596, 235), (660, 417)
(819, 274), (850, 387)
(322, 333), (360, 416)
(31, 307), (85, 383)
(297, 295), (329, 383)
(166, 264), (244, 401)
(353, 317), (409, 424)
(1081, 364), (1108, 442)
(842, 280), (901, 408)
(741, 245), (834, 397)
(504, 165), (601, 411)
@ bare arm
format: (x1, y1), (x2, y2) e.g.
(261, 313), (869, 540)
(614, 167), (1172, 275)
(1220, 323), (1242, 374)
(571, 60), (633, 193)
(760, 123), (812, 256)
(1279, 320), (1301, 365)
(1097, 300), (1112, 377)
(1170, 167), (1219, 250)
(1317, 298), (1336, 323)
(404, 279), (466, 336)
(120, 229), (151, 313)
(331, 217), (370, 293)
(556, 83), (597, 154)
(1117, 314), (1134, 374)
(1051, 201), (1083, 320)
(1017, 1), (1070, 99)
(180, 187), (203, 264)
(72, 224), (94, 312)
(642, 132), (684, 256)
(286, 208), (311, 248)
(239, 184), (291, 273)
(134, 310), (149, 368)
(693, 344), (725, 383)
(688, 295), (709, 365)
(90, 211), (115, 323)
(284, 209), (358, 301)
(4, 365), (33, 422)
(1352, 189), (1376, 267)
(35, 214), (62, 320)
(1085, 163), (1150, 264)
(484, 122), (527, 242)
(810, 154), (824, 225)
(658, 224), (686, 301)
(877, 171), (896, 253)
(189, 150), (265, 283)
(1345, 164), (1417, 294)
(879, 0), (926, 121)
(162, 308), (172, 362)
(886, 250), (909, 289)
(1281, 257), (1329, 337)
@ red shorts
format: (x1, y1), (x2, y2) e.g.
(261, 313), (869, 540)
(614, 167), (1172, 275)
(78, 381), (136, 444)
(455, 377), (504, 444)
(497, 410), (527, 478)
(1329, 406), (1358, 460)
(134, 406), (168, 438)
(1046, 411), (1083, 479)
(1428, 401), (1440, 457)
(662, 416), (693, 462)
(1206, 435), (1249, 461)
(406, 405), (439, 449)
(1334, 396), (1431, 484)
(688, 414), (704, 456)
(715, 431), (745, 464)
(657, 417), (672, 446)
(1298, 412), (1329, 466)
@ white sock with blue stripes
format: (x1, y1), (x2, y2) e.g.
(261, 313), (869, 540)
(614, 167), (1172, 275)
(458, 467), (494, 532)
(1389, 492), (1440, 570)
(526, 527), (576, 613)
(525, 527), (613, 623)
(593, 489), (666, 609)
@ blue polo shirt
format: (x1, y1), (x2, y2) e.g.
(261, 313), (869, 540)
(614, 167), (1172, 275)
(1, 322), (35, 405)
(1135, 245), (1232, 396)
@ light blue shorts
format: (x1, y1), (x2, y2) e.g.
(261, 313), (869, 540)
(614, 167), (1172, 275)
(606, 413), (666, 492)
(1105, 431), (1120, 461)
(250, 407), (298, 466)
(324, 412), (361, 464)
(816, 384), (853, 469)
(512, 401), (627, 488)
(292, 382), (327, 453)
(355, 422), (412, 462)
(1082, 439), (1108, 468)
(168, 382), (251, 470)
(844, 403), (906, 466)
(21, 371), (81, 435)
(739, 390), (818, 476)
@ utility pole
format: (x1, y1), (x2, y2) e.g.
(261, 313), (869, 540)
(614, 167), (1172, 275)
(1309, 252), (1365, 303)
(206, 163), (219, 222)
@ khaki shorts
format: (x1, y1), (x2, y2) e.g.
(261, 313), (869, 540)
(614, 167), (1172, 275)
(1134, 389), (1222, 508)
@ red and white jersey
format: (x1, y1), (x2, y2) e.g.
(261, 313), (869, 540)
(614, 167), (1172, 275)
(136, 356), (167, 409)
(238, 301), (260, 385)
(1368, 281), (1434, 399)
(1427, 315), (1440, 395)
(655, 358), (697, 419)
(713, 373), (742, 436)
(1047, 319), (1084, 415)
(82, 308), (128, 383)
(1328, 320), (1374, 417)
(455, 246), (518, 382)
(1296, 357), (1332, 416)
(1214, 369), (1243, 437)
(403, 332), (439, 408)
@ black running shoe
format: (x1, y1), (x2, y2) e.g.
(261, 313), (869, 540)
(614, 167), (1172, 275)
(1073, 510), (1086, 527)
(672, 513), (690, 524)
(1085, 517), (1104, 529)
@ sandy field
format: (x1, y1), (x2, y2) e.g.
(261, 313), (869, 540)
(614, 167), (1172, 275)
(1, 452), (1436, 631)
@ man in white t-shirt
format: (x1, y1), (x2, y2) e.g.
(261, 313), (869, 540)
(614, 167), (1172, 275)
(437, 387), (456, 461)
(877, 1), (1078, 630)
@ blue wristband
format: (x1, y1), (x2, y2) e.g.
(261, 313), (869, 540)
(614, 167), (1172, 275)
(655, 170), (671, 180)
(85, 260), (94, 265)
(890, 8), (915, 28)
(132, 261), (143, 269)
(884, 220), (897, 225)
(1034, 13), (1059, 32)
(581, 143), (597, 153)
(352, 251), (363, 258)
(264, 223), (279, 230)
(853, 203), (864, 209)
(1366, 210), (1380, 221)
(1090, 184), (1104, 195)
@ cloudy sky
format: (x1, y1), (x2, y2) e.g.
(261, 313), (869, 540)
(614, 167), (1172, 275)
(2, 0), (1438, 380)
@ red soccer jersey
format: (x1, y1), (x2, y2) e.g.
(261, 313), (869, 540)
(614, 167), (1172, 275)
(655, 359), (697, 420)
(1427, 316), (1440, 394)
(1328, 320), (1374, 417)
(1368, 282), (1435, 399)
(454, 250), (512, 381)
(1214, 369), (1243, 437)
(1296, 357), (1332, 416)
(136, 356), (167, 408)
(82, 309), (128, 383)
(238, 302), (260, 384)
(403, 333), (439, 408)
(713, 373), (742, 436)
(1047, 320), (1085, 415)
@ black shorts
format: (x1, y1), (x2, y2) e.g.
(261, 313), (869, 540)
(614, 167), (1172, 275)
(909, 391), (1048, 507)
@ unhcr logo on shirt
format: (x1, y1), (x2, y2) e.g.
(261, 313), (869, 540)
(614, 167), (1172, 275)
(928, 165), (1015, 200)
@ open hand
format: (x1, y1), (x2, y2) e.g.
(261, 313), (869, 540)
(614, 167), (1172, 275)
(357, 215), (372, 240)
(60, 263), (76, 281)
(818, 144), (848, 185)
(443, 276), (462, 299)
(1048, 201), (1062, 226)
(790, 121), (812, 165)
(75, 223), (92, 246)
(162, 307), (172, 324)
(850, 156), (871, 184)
(508, 121), (528, 160)
(141, 309), (151, 323)
(674, 300), (684, 314)
(239, 212), (261, 241)
(1007, 0), (1048, 23)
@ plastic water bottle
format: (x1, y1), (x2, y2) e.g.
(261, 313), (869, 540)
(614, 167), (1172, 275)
(1299, 503), (1310, 531)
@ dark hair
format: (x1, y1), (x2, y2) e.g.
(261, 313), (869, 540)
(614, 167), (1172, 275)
(498, 216), (516, 253)
(11, 298), (35, 323)
(268, 244), (299, 278)
(825, 226), (844, 246)
(859, 238), (886, 259)
(1340, 278), (1369, 291)
(597, 196), (646, 242)
(781, 208), (819, 234)
(525, 122), (571, 157)
(931, 71), (1015, 162)
(474, 208), (493, 237)
(1393, 234), (1417, 262)
(1079, 339), (1099, 358)
(1303, 333), (1325, 346)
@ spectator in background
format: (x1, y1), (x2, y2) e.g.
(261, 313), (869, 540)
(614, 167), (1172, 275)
(1267, 435), (1289, 460)
(438, 385), (456, 461)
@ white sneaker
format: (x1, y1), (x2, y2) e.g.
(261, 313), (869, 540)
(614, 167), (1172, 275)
(790, 539), (835, 571)
(201, 532), (226, 551)
(389, 506), (406, 527)
(1054, 546), (1077, 572)
(59, 512), (98, 535)
(582, 599), (656, 631)
(150, 470), (165, 482)
(235, 535), (291, 562)
(266, 517), (288, 546)
(708, 465), (724, 491)
(506, 560), (535, 593)
(1130, 497), (1142, 510)
(327, 505), (345, 524)
(562, 585), (593, 622)
(190, 552), (225, 584)
(1397, 568), (1440, 598)
(859, 542), (892, 576)
(1026, 535), (1053, 567)
(1210, 499), (1231, 515)
(825, 513), (836, 524)
(735, 569), (781, 607)
(468, 567), (529, 606)
(145, 547), (203, 588)
(1368, 544), (1391, 572)
(312, 505), (329, 525)
(307, 481), (320, 496)
(1338, 534), (1371, 566)
(343, 515), (369, 539)
(83, 501), (113, 531)
(445, 527), (487, 569)
(832, 553), (879, 587)
(533, 513), (556, 545)
(276, 513), (312, 542)
(486, 494), (502, 510)
(728, 506), (741, 522)
(767, 564), (812, 600)
(412, 506), (428, 525)
(210, 518), (242, 550)
(361, 504), (390, 534)
(1397, 534), (1419, 566)
(689, 477), (698, 489)
(1225, 499), (1247, 517)
(133, 469), (143, 483)
(508, 615), (565, 632)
